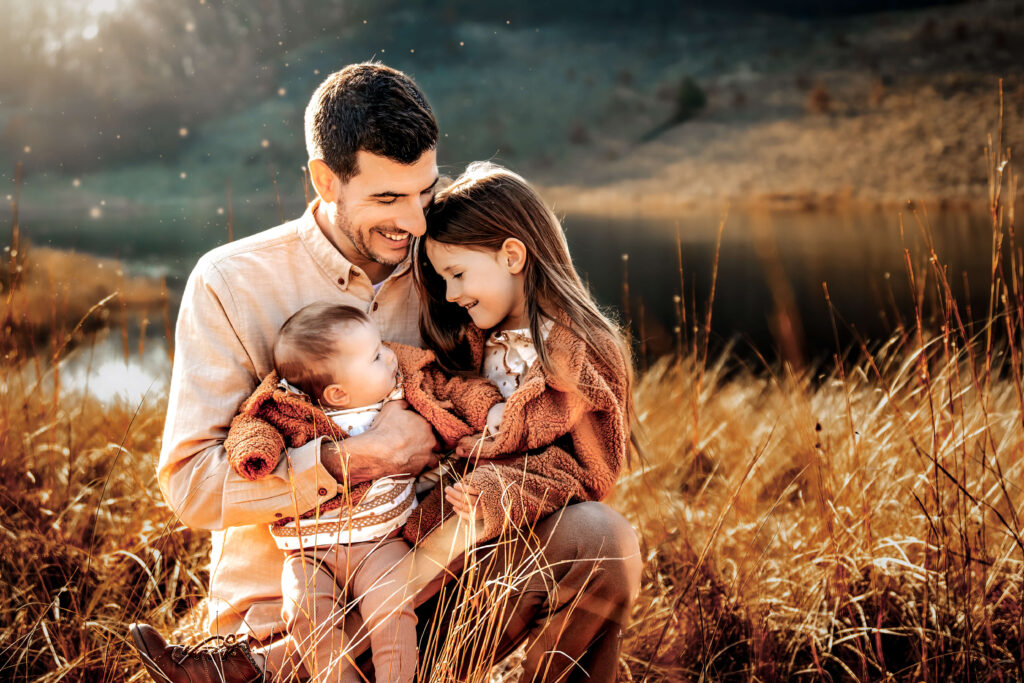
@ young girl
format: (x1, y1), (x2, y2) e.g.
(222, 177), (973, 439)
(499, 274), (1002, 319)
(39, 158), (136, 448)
(399, 161), (635, 578)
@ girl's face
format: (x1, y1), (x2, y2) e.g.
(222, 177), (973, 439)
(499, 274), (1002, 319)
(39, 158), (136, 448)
(424, 237), (528, 331)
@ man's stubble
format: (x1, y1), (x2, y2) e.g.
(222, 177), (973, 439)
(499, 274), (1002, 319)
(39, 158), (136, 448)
(329, 198), (408, 269)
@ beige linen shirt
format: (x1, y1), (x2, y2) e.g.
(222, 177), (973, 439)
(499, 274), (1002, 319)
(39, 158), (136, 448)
(159, 200), (421, 639)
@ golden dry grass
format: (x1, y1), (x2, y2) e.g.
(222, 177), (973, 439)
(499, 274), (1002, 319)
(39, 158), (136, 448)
(2, 241), (170, 363)
(617, 341), (1023, 680)
(2, 141), (1022, 682)
(4, 251), (1022, 680)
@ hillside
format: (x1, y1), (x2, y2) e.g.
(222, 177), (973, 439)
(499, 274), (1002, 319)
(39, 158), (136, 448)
(6, 2), (1023, 220)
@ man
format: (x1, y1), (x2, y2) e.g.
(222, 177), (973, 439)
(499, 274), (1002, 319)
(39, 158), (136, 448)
(129, 62), (641, 682)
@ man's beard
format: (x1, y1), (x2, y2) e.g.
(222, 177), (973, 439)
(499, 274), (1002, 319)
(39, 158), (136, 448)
(334, 209), (407, 267)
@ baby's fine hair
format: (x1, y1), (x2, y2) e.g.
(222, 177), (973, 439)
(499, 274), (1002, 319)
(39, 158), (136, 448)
(273, 302), (370, 403)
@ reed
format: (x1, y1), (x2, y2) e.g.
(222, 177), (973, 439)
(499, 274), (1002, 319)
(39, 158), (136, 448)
(1, 130), (1022, 681)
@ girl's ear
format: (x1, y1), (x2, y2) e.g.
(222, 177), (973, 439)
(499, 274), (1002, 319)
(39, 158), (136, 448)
(321, 383), (350, 409)
(500, 238), (528, 275)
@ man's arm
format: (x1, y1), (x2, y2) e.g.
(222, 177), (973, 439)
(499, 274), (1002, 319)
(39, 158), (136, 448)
(158, 260), (338, 529)
(159, 259), (439, 530)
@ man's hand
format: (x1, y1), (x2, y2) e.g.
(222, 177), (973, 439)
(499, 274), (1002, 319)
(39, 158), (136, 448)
(445, 482), (483, 522)
(320, 400), (439, 484)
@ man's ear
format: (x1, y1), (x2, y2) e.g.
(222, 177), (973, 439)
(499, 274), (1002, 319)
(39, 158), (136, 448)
(500, 238), (528, 275)
(308, 159), (340, 204)
(321, 383), (350, 409)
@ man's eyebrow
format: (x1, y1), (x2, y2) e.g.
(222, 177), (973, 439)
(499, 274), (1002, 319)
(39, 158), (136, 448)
(369, 177), (439, 199)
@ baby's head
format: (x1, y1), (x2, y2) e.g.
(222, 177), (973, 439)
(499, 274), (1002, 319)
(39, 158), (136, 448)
(273, 302), (398, 410)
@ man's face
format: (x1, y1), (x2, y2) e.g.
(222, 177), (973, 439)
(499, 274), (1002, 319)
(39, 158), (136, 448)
(322, 150), (439, 273)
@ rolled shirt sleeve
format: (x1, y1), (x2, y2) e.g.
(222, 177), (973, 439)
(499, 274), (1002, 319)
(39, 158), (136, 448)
(158, 257), (338, 530)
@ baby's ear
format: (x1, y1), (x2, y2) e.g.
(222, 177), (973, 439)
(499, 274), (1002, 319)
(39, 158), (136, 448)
(500, 238), (528, 275)
(321, 384), (350, 409)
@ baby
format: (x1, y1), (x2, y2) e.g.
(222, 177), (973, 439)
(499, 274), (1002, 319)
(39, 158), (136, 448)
(224, 302), (503, 682)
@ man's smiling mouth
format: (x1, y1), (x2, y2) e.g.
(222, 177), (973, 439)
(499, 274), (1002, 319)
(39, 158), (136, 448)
(378, 229), (409, 243)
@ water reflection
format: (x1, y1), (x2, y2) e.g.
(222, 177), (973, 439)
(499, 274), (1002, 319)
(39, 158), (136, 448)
(60, 330), (171, 406)
(564, 209), (994, 363)
(19, 204), (997, 367)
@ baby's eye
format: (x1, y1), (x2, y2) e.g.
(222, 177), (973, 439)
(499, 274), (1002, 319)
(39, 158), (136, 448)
(452, 272), (463, 280)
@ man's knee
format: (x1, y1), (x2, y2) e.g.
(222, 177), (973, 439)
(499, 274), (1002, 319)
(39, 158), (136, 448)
(541, 502), (642, 602)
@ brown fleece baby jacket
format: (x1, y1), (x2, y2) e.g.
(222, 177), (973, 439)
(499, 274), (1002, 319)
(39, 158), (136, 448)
(223, 342), (503, 523)
(402, 321), (630, 544)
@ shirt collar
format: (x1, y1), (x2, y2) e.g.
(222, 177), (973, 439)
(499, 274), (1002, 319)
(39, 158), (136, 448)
(296, 199), (413, 290)
(487, 318), (554, 345)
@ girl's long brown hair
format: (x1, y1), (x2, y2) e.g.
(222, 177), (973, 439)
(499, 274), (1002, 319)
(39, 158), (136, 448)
(413, 162), (638, 458)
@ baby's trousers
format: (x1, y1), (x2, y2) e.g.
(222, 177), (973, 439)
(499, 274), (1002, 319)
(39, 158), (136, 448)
(280, 536), (417, 683)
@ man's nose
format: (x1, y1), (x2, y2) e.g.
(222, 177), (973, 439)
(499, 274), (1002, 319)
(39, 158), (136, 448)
(394, 199), (427, 237)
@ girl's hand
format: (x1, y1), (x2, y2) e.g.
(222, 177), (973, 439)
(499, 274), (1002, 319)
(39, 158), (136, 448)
(445, 482), (483, 522)
(455, 433), (491, 458)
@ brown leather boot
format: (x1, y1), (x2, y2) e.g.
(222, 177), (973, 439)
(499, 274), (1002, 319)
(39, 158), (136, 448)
(129, 623), (265, 683)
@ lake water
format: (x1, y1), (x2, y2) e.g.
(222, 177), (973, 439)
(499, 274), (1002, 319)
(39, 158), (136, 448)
(19, 201), (997, 375)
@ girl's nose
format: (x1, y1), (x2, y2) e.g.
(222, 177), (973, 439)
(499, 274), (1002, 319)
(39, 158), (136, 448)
(445, 281), (458, 302)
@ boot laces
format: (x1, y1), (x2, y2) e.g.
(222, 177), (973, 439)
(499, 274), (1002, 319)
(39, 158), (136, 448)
(172, 633), (253, 666)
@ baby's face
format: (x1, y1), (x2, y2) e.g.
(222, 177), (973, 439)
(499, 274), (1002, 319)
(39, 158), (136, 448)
(323, 320), (398, 409)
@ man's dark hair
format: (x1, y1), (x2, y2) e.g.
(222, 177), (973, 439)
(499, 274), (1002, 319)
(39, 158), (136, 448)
(273, 302), (371, 403)
(304, 62), (438, 182)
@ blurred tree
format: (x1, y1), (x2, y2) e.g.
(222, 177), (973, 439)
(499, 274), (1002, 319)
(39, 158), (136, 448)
(0, 0), (350, 174)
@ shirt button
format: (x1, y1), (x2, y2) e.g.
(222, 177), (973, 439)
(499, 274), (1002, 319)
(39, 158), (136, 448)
(371, 302), (379, 312)
(337, 277), (345, 286)
(318, 487), (328, 496)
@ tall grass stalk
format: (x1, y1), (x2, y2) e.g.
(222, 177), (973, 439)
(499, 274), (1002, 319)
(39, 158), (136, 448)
(2, 139), (1023, 680)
